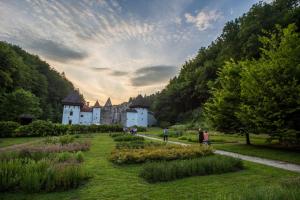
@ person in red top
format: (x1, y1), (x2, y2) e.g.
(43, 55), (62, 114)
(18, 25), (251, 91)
(203, 131), (209, 145)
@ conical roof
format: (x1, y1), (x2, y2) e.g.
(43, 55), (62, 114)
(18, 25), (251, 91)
(129, 95), (149, 108)
(62, 91), (83, 106)
(93, 100), (101, 108)
(104, 97), (112, 107)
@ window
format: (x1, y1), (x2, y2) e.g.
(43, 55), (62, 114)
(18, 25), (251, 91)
(81, 114), (83, 117)
(68, 120), (72, 125)
(70, 111), (73, 116)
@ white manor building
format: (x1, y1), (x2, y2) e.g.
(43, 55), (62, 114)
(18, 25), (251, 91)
(61, 91), (155, 127)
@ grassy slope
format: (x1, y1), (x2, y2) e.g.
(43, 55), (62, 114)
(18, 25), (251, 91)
(0, 134), (298, 200)
(144, 128), (300, 165)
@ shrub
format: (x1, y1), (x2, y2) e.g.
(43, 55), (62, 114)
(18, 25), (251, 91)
(75, 151), (84, 162)
(110, 144), (214, 164)
(0, 158), (89, 192)
(140, 155), (243, 182)
(115, 141), (163, 149)
(109, 133), (125, 137)
(169, 124), (187, 131)
(113, 135), (144, 142)
(59, 134), (75, 145)
(12, 120), (124, 137)
(178, 136), (187, 140)
(0, 121), (20, 137)
(159, 121), (171, 128)
(57, 152), (72, 162)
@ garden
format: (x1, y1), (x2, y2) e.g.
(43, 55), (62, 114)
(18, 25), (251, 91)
(0, 131), (299, 200)
(0, 134), (90, 193)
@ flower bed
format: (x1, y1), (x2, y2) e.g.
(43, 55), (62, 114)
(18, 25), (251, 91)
(110, 144), (214, 164)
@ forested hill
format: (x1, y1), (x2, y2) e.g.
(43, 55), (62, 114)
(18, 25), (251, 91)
(152, 0), (300, 124)
(0, 41), (75, 122)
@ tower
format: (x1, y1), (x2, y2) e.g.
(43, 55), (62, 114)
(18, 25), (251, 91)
(126, 95), (149, 127)
(92, 100), (101, 125)
(61, 91), (83, 125)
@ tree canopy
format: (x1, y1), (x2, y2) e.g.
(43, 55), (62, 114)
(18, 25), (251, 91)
(0, 41), (75, 122)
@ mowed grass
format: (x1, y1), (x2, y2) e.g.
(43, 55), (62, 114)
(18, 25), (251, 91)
(144, 128), (300, 165)
(0, 134), (299, 200)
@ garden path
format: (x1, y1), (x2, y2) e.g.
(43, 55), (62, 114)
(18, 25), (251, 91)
(137, 134), (300, 173)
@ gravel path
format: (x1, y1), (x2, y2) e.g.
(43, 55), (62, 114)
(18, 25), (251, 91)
(137, 134), (300, 173)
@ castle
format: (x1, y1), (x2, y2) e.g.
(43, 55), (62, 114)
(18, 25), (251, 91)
(61, 91), (156, 127)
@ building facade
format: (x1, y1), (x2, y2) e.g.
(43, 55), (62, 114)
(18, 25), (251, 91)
(62, 92), (155, 127)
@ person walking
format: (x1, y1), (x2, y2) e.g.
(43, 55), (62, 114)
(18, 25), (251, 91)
(163, 128), (169, 142)
(203, 130), (209, 145)
(198, 128), (204, 144)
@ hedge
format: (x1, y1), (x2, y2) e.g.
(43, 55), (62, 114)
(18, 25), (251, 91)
(0, 120), (123, 137)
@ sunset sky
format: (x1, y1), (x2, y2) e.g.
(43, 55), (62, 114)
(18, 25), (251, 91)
(0, 0), (265, 105)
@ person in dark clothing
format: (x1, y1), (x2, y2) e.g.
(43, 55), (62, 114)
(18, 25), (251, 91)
(198, 128), (204, 144)
(163, 128), (169, 142)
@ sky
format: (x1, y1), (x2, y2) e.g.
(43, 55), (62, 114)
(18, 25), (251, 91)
(0, 0), (266, 105)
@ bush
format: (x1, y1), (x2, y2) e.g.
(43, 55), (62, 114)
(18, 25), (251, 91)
(113, 135), (144, 142)
(0, 121), (20, 137)
(0, 158), (89, 192)
(159, 121), (171, 128)
(140, 155), (243, 182)
(109, 132), (125, 137)
(178, 136), (187, 140)
(59, 134), (75, 145)
(11, 120), (124, 137)
(75, 151), (84, 162)
(110, 144), (214, 164)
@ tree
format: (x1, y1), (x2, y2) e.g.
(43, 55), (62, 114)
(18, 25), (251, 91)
(237, 24), (300, 145)
(0, 89), (42, 120)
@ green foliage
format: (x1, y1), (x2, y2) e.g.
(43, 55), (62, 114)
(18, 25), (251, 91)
(158, 130), (183, 138)
(237, 24), (300, 144)
(0, 158), (89, 192)
(75, 151), (84, 162)
(113, 135), (144, 142)
(0, 121), (20, 137)
(0, 41), (75, 122)
(0, 120), (123, 137)
(140, 155), (243, 183)
(151, 0), (300, 124)
(204, 61), (243, 132)
(0, 89), (42, 120)
(110, 145), (214, 164)
(59, 134), (75, 145)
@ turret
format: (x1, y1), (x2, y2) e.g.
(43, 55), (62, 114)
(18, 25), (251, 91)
(61, 91), (83, 125)
(92, 100), (101, 125)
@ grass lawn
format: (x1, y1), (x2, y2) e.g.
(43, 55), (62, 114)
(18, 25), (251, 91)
(0, 137), (42, 148)
(0, 134), (298, 200)
(144, 128), (300, 165)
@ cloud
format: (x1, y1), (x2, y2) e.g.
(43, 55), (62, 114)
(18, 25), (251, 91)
(91, 67), (128, 76)
(110, 70), (129, 76)
(131, 65), (178, 87)
(185, 10), (222, 31)
(92, 67), (110, 71)
(28, 39), (88, 62)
